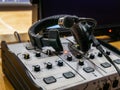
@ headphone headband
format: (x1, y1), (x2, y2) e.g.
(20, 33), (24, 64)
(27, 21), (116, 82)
(28, 15), (78, 48)
(28, 14), (96, 53)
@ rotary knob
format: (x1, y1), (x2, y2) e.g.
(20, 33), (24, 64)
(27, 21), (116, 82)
(23, 53), (30, 59)
(67, 55), (72, 61)
(57, 60), (63, 66)
(106, 51), (110, 55)
(76, 54), (82, 59)
(98, 52), (102, 57)
(89, 54), (95, 59)
(33, 65), (40, 72)
(46, 62), (52, 69)
(78, 60), (84, 66)
(35, 52), (41, 57)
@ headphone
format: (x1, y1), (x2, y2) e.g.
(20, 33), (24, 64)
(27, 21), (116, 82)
(28, 15), (97, 53)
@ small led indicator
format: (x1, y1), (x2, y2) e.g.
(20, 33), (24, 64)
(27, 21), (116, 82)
(108, 29), (112, 33)
(64, 50), (68, 54)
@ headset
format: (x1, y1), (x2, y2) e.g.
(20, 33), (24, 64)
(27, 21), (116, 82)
(28, 14), (120, 75)
(28, 15), (97, 53)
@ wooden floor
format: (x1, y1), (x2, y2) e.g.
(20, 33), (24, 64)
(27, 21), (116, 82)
(0, 10), (120, 90)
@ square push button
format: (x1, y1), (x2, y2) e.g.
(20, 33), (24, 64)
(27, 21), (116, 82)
(101, 62), (111, 68)
(114, 59), (120, 64)
(83, 67), (94, 73)
(43, 76), (56, 84)
(63, 71), (75, 79)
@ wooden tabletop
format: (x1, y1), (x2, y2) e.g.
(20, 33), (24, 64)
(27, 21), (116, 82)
(0, 10), (32, 90)
(0, 10), (32, 43)
(0, 10), (120, 90)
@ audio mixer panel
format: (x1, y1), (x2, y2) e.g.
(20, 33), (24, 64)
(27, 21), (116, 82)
(1, 36), (120, 90)
(2, 15), (120, 90)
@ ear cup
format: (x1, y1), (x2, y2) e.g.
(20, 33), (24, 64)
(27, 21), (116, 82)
(71, 23), (91, 52)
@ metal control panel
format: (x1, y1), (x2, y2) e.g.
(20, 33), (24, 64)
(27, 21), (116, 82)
(1, 37), (120, 90)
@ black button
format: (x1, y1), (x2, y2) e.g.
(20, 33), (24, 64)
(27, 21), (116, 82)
(57, 60), (63, 66)
(98, 52), (102, 57)
(67, 55), (72, 61)
(106, 51), (110, 55)
(63, 71), (75, 79)
(46, 62), (52, 69)
(24, 53), (30, 59)
(101, 62), (111, 68)
(89, 54), (95, 59)
(114, 59), (120, 64)
(35, 52), (41, 57)
(83, 67), (94, 73)
(78, 60), (84, 66)
(76, 54), (82, 59)
(43, 76), (56, 84)
(33, 65), (40, 72)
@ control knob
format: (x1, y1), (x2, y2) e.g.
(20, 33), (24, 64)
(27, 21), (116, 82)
(67, 55), (72, 61)
(57, 60), (63, 66)
(98, 52), (102, 57)
(106, 51), (110, 55)
(46, 62), (52, 69)
(89, 54), (95, 59)
(78, 60), (84, 66)
(23, 53), (30, 59)
(35, 52), (41, 57)
(76, 53), (82, 59)
(33, 65), (40, 72)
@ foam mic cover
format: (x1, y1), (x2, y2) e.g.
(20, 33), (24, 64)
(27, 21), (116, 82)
(63, 16), (74, 28)
(58, 16), (78, 28)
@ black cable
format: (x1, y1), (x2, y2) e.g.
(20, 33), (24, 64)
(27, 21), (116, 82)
(91, 35), (120, 75)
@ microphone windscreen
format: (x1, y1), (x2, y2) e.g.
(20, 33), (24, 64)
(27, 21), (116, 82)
(63, 16), (74, 28)
(58, 16), (77, 28)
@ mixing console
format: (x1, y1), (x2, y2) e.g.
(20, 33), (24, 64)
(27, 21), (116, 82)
(1, 36), (120, 90)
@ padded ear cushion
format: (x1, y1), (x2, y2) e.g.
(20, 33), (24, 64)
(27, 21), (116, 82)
(71, 23), (91, 52)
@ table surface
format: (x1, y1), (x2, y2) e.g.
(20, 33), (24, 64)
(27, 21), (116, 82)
(0, 10), (32, 43)
(0, 10), (32, 90)
(0, 10), (120, 90)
